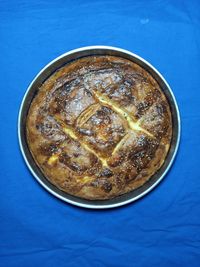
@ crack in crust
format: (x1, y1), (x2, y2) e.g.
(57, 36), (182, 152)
(93, 90), (155, 138)
(53, 114), (108, 167)
(76, 103), (101, 127)
(111, 133), (130, 156)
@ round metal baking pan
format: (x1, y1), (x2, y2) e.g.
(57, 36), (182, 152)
(18, 46), (181, 209)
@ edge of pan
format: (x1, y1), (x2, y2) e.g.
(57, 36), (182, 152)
(18, 46), (181, 209)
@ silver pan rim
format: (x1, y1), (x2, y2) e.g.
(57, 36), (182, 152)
(18, 45), (181, 209)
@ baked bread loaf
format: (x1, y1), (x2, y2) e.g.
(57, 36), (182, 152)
(26, 56), (172, 200)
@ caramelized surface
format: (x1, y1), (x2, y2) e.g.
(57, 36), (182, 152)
(26, 56), (172, 200)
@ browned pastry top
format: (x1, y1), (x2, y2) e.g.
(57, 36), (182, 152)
(26, 56), (172, 200)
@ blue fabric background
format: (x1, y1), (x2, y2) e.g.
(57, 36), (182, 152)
(0, 0), (200, 266)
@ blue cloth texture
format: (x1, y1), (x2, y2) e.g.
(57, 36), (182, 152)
(0, 0), (200, 266)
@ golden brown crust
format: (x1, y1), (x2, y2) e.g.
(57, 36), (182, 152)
(26, 56), (172, 200)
